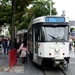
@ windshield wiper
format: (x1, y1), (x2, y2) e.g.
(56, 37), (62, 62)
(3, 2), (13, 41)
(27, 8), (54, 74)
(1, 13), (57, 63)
(48, 34), (65, 44)
(48, 34), (58, 40)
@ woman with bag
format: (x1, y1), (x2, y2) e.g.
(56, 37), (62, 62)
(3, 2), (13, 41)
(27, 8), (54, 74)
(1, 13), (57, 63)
(17, 39), (29, 64)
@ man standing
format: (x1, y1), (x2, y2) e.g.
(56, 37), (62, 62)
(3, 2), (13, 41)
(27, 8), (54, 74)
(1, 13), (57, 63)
(1, 37), (6, 54)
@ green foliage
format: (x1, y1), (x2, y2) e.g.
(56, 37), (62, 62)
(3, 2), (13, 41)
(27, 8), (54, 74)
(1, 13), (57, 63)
(70, 28), (75, 32)
(0, 0), (34, 32)
(31, 0), (57, 17)
(0, 0), (57, 32)
(17, 0), (57, 30)
(16, 0), (34, 30)
(0, 0), (12, 25)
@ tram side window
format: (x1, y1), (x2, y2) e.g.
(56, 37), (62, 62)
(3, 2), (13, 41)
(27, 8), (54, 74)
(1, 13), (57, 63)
(28, 29), (32, 41)
(41, 27), (45, 42)
(35, 27), (40, 53)
(35, 28), (38, 41)
(28, 29), (32, 46)
(35, 27), (40, 41)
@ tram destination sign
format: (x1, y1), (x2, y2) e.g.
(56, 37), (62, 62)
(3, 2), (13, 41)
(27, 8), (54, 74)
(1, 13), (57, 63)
(45, 17), (65, 22)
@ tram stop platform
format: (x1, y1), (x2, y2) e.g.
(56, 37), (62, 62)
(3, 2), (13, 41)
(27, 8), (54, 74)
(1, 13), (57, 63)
(0, 53), (25, 74)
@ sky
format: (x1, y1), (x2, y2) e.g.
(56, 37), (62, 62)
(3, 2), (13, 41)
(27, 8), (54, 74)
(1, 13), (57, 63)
(53, 0), (75, 20)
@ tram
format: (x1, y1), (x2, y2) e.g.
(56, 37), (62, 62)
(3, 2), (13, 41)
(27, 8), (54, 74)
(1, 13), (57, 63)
(28, 16), (70, 68)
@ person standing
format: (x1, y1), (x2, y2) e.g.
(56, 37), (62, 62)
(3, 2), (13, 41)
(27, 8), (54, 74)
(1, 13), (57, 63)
(17, 39), (29, 64)
(6, 38), (11, 55)
(1, 37), (6, 54)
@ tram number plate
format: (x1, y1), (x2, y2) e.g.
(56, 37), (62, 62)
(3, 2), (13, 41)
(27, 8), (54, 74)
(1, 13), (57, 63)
(55, 52), (60, 55)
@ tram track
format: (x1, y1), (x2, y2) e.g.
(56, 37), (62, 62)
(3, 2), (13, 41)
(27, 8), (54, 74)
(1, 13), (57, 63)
(42, 67), (67, 75)
(58, 66), (67, 75)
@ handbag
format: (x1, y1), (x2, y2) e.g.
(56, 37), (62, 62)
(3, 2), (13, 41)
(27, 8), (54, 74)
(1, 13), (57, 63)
(20, 50), (26, 57)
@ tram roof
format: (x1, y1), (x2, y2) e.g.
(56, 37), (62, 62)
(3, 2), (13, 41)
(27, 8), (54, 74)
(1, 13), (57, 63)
(16, 29), (28, 34)
(32, 16), (69, 24)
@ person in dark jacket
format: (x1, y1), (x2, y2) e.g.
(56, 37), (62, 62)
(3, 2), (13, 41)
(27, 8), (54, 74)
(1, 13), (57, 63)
(1, 37), (6, 54)
(14, 38), (17, 49)
(6, 38), (11, 55)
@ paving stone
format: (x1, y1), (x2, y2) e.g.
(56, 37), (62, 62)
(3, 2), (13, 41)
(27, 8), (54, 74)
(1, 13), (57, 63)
(0, 65), (24, 74)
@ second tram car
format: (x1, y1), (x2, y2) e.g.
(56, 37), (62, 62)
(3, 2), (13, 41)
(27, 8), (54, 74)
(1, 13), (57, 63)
(28, 16), (70, 68)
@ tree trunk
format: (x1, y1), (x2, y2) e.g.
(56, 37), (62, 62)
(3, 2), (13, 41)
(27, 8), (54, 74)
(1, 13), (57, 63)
(11, 0), (16, 49)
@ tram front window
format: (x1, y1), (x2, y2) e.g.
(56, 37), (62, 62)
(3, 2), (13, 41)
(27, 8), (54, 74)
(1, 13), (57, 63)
(41, 25), (68, 42)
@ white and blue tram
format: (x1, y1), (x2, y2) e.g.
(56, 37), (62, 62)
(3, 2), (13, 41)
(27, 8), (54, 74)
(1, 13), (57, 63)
(28, 16), (70, 68)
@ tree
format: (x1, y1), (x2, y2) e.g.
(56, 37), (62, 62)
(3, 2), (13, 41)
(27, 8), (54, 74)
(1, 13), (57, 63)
(70, 28), (75, 32)
(0, 0), (34, 30)
(11, 0), (16, 48)
(17, 0), (57, 30)
(32, 0), (57, 17)
(15, 0), (34, 30)
(0, 0), (57, 37)
(0, 0), (57, 49)
(0, 0), (12, 25)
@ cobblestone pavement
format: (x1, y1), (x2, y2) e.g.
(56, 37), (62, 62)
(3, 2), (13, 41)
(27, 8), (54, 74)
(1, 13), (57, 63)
(0, 50), (75, 75)
(0, 54), (43, 75)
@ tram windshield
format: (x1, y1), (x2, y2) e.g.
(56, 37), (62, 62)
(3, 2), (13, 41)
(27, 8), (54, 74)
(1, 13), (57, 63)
(40, 25), (68, 42)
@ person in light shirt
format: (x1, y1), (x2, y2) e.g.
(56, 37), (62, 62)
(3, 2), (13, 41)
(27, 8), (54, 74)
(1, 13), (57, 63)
(17, 39), (29, 64)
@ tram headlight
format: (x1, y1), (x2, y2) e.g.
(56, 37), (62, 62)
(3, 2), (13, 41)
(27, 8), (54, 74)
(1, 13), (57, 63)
(55, 49), (60, 52)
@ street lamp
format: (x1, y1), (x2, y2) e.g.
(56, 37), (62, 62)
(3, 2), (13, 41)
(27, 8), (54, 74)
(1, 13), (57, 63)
(50, 1), (52, 16)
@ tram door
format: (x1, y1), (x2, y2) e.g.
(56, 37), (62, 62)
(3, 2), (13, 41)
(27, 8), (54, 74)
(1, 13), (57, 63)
(33, 26), (40, 62)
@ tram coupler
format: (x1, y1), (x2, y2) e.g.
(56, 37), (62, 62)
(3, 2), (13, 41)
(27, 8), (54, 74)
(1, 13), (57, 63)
(63, 60), (68, 68)
(54, 59), (64, 68)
